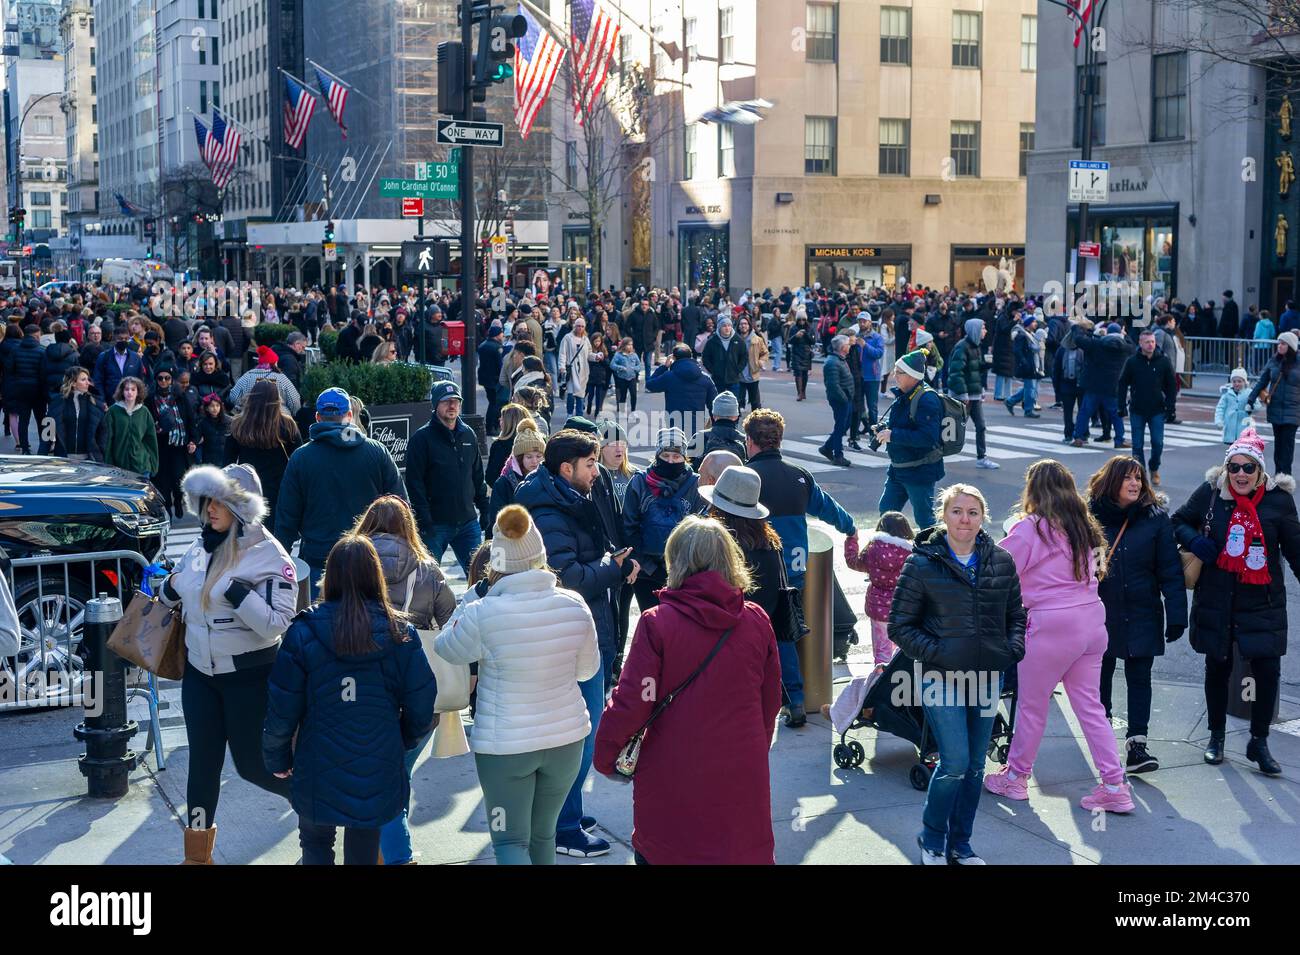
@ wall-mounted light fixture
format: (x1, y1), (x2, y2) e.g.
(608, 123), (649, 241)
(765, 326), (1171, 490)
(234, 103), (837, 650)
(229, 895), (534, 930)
(925, 194), (942, 205)
(776, 192), (794, 204)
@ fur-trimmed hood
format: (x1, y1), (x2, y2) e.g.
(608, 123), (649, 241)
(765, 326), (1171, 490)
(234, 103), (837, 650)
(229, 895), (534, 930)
(865, 531), (914, 551)
(182, 464), (268, 526)
(1204, 464), (1297, 500)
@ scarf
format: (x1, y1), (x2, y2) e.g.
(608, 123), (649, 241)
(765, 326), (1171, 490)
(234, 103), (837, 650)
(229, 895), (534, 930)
(201, 524), (232, 553)
(1217, 485), (1271, 585)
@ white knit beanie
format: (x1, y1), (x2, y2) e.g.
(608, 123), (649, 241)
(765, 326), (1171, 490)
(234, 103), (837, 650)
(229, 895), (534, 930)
(491, 504), (547, 574)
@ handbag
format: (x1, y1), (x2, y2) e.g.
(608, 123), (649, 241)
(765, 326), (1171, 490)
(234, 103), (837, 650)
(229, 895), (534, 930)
(106, 590), (187, 681)
(1178, 497), (1217, 590)
(1103, 516), (1131, 574)
(402, 570), (471, 712)
(773, 556), (810, 643)
(615, 627), (733, 778)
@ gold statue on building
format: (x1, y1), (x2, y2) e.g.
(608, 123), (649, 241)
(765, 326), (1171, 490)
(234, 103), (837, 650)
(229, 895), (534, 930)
(1277, 213), (1289, 259)
(1283, 95), (1294, 140)
(1279, 151), (1296, 197)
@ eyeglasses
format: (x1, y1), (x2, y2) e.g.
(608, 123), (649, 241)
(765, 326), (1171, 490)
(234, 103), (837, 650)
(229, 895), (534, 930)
(1227, 462), (1258, 475)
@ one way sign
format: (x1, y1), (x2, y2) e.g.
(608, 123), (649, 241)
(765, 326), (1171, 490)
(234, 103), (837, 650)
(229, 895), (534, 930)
(437, 119), (505, 148)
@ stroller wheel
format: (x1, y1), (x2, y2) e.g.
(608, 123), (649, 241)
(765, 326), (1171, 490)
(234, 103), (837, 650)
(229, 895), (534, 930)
(833, 743), (855, 769)
(997, 743), (1010, 764)
(909, 763), (932, 792)
(848, 740), (866, 767)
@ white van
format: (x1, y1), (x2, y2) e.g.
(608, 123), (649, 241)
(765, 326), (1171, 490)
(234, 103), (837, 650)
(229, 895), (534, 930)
(100, 259), (175, 286)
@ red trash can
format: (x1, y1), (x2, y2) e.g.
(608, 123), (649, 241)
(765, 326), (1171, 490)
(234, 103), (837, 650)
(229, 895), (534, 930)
(444, 320), (465, 357)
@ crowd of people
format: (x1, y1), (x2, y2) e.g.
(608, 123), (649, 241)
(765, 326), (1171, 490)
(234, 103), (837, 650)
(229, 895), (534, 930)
(14, 271), (1297, 867)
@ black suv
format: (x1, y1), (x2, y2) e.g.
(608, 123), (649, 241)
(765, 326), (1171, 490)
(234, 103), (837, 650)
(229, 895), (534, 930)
(0, 456), (168, 708)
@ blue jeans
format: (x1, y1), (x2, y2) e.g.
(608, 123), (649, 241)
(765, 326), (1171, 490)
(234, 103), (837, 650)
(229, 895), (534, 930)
(1007, 377), (1039, 413)
(994, 375), (1013, 401)
(557, 649), (612, 833)
(378, 728), (434, 864)
(822, 400), (851, 457)
(920, 672), (1000, 856)
(770, 338), (783, 372)
(543, 352), (559, 394)
(565, 392), (586, 415)
(306, 559), (326, 601)
(1130, 412), (1164, 473)
(777, 638), (804, 707)
(423, 518), (482, 577)
(639, 350), (656, 381)
(879, 472), (936, 529)
(863, 382), (880, 428)
(1073, 393), (1125, 443)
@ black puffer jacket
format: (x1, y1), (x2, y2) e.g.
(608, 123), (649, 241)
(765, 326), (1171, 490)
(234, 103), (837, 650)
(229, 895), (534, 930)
(786, 324), (815, 373)
(1247, 354), (1300, 426)
(889, 526), (1027, 674)
(1091, 495), (1187, 659)
(1172, 467), (1300, 660)
(3, 336), (46, 408)
(41, 342), (80, 397)
(1069, 325), (1134, 396)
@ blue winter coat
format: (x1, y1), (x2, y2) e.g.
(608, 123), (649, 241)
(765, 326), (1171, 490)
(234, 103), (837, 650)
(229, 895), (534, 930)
(646, 358), (718, 434)
(860, 332), (885, 382)
(1214, 384), (1254, 443)
(513, 464), (621, 656)
(884, 384), (945, 485)
(263, 601), (436, 829)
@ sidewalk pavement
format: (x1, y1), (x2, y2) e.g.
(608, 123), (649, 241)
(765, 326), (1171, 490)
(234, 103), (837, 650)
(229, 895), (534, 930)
(3, 663), (1298, 865)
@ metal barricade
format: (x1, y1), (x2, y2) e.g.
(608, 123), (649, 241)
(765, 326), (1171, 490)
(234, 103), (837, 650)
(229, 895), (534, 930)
(1183, 335), (1278, 397)
(0, 548), (165, 768)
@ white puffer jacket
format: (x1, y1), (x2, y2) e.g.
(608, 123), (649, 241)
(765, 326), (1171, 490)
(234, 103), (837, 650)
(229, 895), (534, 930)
(435, 568), (599, 756)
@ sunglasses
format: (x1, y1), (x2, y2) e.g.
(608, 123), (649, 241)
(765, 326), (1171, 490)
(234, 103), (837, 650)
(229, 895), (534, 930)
(1227, 462), (1258, 475)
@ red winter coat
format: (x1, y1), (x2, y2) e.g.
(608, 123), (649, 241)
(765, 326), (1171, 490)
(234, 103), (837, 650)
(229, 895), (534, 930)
(845, 532), (913, 622)
(593, 570), (782, 865)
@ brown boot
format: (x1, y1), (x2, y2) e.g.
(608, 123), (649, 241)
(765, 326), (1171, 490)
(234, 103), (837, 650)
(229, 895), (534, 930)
(182, 826), (217, 865)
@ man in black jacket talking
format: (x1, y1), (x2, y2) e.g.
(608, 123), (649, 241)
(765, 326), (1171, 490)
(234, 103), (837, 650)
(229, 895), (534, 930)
(405, 380), (489, 575)
(1117, 327), (1177, 486)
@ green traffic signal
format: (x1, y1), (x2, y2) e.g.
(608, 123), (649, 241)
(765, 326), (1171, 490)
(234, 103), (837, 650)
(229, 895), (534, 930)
(492, 63), (513, 81)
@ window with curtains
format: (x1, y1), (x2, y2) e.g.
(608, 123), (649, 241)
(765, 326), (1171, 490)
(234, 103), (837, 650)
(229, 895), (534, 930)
(684, 123), (697, 179)
(1021, 16), (1037, 71)
(1152, 52), (1187, 141)
(879, 119), (909, 176)
(805, 116), (836, 175)
(880, 6), (910, 65)
(952, 11), (980, 68)
(720, 7), (734, 64)
(1019, 123), (1035, 177)
(719, 123), (735, 176)
(950, 121), (980, 177)
(806, 3), (836, 62)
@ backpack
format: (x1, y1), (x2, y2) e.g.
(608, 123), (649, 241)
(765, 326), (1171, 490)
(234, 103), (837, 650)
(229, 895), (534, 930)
(639, 478), (697, 556)
(891, 384), (967, 469)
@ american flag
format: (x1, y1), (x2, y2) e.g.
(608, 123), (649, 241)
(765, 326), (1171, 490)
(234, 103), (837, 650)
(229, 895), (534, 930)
(283, 73), (317, 149)
(570, 0), (619, 123)
(514, 7), (565, 140)
(193, 116), (212, 166)
(314, 66), (349, 139)
(205, 109), (242, 189)
(1068, 0), (1095, 48)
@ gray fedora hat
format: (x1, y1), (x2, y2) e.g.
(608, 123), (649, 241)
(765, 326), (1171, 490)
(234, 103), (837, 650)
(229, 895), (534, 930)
(698, 465), (769, 520)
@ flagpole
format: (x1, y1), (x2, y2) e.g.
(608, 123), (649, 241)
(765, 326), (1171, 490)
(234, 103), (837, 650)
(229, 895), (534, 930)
(303, 58), (384, 109)
(278, 67), (325, 101)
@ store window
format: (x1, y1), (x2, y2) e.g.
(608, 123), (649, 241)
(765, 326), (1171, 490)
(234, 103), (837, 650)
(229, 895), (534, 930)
(679, 223), (729, 292)
(1068, 207), (1178, 296)
(561, 228), (592, 292)
(805, 245), (911, 291)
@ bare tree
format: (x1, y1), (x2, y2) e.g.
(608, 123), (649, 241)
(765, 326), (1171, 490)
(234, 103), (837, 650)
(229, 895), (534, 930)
(160, 163), (252, 271)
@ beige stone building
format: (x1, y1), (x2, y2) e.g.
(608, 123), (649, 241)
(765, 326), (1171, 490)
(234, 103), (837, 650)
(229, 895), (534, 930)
(559, 0), (1037, 294)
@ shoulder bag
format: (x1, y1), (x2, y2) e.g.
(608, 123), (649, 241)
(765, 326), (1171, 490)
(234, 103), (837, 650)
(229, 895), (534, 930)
(1178, 496), (1217, 590)
(1103, 517), (1131, 574)
(107, 590), (187, 681)
(772, 554), (810, 643)
(615, 627), (733, 778)
(402, 569), (471, 712)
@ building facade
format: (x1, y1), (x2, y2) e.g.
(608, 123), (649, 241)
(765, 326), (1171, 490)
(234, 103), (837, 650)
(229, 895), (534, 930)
(56, 0), (98, 276)
(1025, 1), (1272, 310)
(548, 0), (1035, 295)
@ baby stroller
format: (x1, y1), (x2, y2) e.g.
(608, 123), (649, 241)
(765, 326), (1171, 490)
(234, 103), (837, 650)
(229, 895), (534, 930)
(831, 654), (1019, 792)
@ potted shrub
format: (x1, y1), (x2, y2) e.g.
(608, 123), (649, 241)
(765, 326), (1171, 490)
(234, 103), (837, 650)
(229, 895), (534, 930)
(300, 361), (434, 471)
(252, 323), (296, 347)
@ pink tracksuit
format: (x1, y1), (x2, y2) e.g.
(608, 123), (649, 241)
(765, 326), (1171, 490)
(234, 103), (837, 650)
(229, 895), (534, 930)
(844, 532), (912, 666)
(999, 516), (1125, 785)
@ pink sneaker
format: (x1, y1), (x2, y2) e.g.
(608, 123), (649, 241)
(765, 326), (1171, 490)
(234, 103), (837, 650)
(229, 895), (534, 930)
(1080, 782), (1135, 813)
(983, 765), (1029, 800)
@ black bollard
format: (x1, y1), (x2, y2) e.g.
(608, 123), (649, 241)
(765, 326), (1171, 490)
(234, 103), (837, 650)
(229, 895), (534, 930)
(74, 594), (139, 798)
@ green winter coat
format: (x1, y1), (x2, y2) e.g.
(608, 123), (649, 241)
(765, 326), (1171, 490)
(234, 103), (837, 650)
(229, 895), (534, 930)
(946, 338), (985, 401)
(104, 402), (159, 476)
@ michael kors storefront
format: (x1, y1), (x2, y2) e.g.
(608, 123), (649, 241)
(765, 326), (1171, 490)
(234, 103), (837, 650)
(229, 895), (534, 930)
(805, 245), (912, 290)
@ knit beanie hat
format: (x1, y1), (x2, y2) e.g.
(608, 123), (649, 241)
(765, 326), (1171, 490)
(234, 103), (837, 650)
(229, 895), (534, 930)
(711, 390), (740, 418)
(914, 329), (934, 347)
(511, 419), (545, 458)
(1230, 367), (1249, 383)
(1225, 427), (1267, 472)
(599, 419), (627, 446)
(656, 427), (687, 455)
(490, 505), (547, 574)
(1107, 322), (1123, 334)
(1281, 331), (1299, 352)
(894, 349), (927, 380)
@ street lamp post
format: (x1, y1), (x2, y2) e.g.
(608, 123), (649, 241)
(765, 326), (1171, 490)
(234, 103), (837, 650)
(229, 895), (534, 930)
(13, 90), (62, 291)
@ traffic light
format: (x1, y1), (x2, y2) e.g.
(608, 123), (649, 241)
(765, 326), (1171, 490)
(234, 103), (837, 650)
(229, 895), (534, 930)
(475, 11), (526, 87)
(437, 41), (465, 116)
(9, 207), (25, 226)
(324, 220), (336, 243)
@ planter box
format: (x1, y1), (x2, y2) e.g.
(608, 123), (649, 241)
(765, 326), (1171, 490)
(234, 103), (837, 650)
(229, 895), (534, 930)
(368, 402), (432, 473)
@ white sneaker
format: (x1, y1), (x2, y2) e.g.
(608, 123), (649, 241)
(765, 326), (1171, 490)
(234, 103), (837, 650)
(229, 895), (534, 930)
(948, 852), (988, 865)
(975, 457), (1000, 470)
(917, 836), (946, 865)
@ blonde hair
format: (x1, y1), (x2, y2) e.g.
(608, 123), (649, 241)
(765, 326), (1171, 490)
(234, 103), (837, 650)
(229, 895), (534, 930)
(938, 483), (989, 519)
(664, 515), (754, 592)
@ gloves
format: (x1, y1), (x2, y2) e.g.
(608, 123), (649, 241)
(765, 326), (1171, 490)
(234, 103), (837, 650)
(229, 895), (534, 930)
(1188, 535), (1219, 564)
(1246, 402), (1255, 414)
(1165, 624), (1185, 644)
